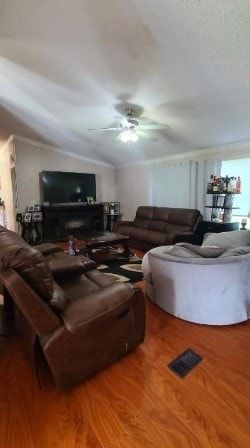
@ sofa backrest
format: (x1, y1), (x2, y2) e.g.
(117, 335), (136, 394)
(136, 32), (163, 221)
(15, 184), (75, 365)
(133, 206), (201, 232)
(163, 208), (201, 232)
(0, 226), (54, 302)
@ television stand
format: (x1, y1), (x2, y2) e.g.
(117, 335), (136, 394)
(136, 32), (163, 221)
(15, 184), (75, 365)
(42, 203), (104, 242)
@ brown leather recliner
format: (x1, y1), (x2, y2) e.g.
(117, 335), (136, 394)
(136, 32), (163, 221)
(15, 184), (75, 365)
(0, 226), (145, 389)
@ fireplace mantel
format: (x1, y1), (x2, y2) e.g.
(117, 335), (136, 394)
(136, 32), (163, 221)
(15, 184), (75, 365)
(42, 203), (104, 241)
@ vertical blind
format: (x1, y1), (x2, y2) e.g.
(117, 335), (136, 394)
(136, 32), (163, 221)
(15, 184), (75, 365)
(152, 159), (222, 218)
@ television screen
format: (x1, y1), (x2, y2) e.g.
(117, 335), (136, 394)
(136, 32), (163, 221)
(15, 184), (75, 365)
(41, 171), (96, 204)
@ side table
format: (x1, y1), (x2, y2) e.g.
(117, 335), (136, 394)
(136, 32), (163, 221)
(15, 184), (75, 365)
(106, 213), (121, 231)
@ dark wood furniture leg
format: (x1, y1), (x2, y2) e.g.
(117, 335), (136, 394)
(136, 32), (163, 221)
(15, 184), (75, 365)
(0, 287), (17, 337)
(122, 239), (130, 258)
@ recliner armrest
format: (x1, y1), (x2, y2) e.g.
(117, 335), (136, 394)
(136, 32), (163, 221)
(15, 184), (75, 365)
(0, 269), (60, 336)
(35, 242), (63, 256)
(49, 255), (96, 277)
(62, 282), (142, 332)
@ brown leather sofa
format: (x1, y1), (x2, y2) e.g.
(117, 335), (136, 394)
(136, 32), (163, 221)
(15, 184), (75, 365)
(0, 226), (145, 389)
(115, 206), (202, 252)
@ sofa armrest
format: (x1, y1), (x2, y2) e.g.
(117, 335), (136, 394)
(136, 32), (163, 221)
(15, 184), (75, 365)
(115, 220), (134, 230)
(117, 220), (134, 226)
(49, 255), (96, 277)
(62, 282), (144, 333)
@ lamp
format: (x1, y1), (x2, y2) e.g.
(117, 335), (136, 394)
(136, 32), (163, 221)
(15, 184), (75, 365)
(240, 211), (250, 230)
(241, 217), (247, 230)
(119, 130), (139, 143)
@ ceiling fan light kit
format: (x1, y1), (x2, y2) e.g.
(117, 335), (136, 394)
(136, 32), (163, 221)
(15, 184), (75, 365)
(120, 130), (139, 143)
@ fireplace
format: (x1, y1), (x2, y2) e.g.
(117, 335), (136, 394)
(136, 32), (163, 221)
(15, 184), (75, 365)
(42, 204), (104, 241)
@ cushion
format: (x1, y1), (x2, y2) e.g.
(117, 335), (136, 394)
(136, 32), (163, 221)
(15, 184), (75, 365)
(202, 230), (250, 248)
(220, 246), (250, 257)
(49, 282), (68, 313)
(176, 243), (226, 258)
(135, 206), (155, 220)
(1, 244), (54, 301)
(164, 245), (200, 258)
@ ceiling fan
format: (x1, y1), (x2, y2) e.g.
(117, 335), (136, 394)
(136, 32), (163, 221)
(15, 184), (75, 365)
(88, 108), (168, 142)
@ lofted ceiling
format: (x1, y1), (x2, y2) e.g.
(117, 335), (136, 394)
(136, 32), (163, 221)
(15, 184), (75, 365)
(1, 0), (250, 167)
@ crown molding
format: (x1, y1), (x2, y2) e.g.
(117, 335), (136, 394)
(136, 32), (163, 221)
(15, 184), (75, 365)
(117, 140), (250, 169)
(12, 134), (114, 168)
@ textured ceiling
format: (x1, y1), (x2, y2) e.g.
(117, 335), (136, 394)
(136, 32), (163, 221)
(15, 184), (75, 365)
(1, 0), (250, 167)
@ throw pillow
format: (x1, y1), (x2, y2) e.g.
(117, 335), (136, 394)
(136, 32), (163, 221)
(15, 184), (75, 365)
(176, 242), (225, 258)
(164, 245), (201, 258)
(202, 230), (250, 248)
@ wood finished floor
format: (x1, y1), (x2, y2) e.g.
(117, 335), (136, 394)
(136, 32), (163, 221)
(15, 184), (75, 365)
(1, 259), (250, 447)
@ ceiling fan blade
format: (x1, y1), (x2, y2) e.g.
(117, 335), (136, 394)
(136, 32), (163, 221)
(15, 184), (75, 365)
(139, 124), (168, 130)
(88, 127), (120, 131)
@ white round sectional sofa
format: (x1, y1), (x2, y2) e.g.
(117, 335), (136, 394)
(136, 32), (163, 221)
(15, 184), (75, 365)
(142, 230), (250, 325)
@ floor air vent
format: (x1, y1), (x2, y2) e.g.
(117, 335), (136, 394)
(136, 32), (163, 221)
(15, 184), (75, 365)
(167, 349), (202, 378)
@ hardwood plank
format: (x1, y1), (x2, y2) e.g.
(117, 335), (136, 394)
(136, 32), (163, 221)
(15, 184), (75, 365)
(1, 270), (250, 447)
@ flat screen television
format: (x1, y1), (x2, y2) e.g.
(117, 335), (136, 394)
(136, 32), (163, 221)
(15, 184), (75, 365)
(40, 171), (96, 204)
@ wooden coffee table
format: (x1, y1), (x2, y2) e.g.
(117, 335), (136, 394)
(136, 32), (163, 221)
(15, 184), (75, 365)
(72, 231), (130, 261)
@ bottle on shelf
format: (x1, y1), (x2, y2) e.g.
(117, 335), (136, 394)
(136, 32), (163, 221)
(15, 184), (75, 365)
(223, 175), (229, 192)
(236, 176), (241, 193)
(227, 177), (233, 193)
(232, 177), (237, 193)
(212, 176), (218, 192)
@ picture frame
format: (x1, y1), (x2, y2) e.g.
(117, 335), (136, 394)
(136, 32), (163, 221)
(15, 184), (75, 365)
(101, 202), (110, 214)
(22, 212), (32, 222)
(109, 202), (120, 215)
(27, 205), (34, 212)
(216, 196), (225, 207)
(34, 204), (41, 212)
(32, 212), (43, 222)
(86, 197), (95, 205)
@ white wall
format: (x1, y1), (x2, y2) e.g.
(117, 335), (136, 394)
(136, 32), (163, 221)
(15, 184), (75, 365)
(0, 141), (15, 230)
(116, 164), (152, 220)
(0, 136), (116, 230)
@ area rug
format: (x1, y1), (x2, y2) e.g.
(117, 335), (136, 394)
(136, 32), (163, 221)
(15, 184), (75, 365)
(97, 255), (143, 283)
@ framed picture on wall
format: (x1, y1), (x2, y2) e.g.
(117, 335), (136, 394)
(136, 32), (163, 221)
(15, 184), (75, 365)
(109, 202), (120, 215)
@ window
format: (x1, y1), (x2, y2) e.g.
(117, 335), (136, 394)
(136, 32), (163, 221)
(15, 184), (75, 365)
(221, 158), (250, 223)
